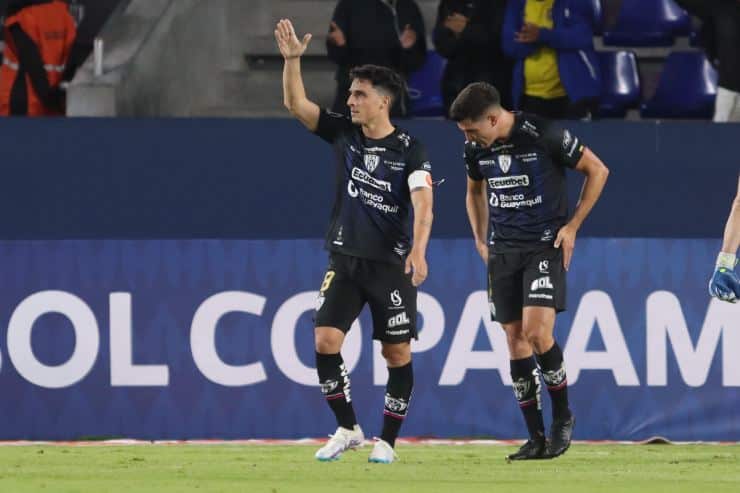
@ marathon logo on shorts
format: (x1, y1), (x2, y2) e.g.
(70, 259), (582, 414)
(352, 167), (391, 192)
(488, 175), (530, 189)
(388, 312), (410, 328)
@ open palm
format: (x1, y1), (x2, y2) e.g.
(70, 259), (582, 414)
(275, 19), (312, 59)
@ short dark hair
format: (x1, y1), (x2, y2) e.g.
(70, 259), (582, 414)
(349, 64), (405, 104)
(449, 82), (502, 122)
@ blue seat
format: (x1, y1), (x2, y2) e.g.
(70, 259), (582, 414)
(597, 51), (641, 118)
(407, 51), (447, 117)
(641, 52), (717, 119)
(588, 0), (604, 35)
(603, 0), (691, 46)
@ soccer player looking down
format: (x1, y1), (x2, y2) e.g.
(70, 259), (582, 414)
(450, 82), (609, 460)
(275, 19), (434, 464)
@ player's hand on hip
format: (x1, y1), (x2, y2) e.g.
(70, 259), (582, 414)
(405, 248), (428, 287)
(475, 241), (489, 264)
(554, 224), (577, 271)
(709, 268), (740, 303)
(274, 19), (312, 59)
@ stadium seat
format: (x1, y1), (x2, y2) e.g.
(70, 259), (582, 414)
(602, 0), (691, 46)
(597, 51), (641, 118)
(407, 51), (447, 117)
(640, 51), (718, 119)
(588, 0), (604, 35)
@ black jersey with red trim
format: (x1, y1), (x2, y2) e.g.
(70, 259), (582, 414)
(464, 112), (585, 251)
(314, 109), (432, 264)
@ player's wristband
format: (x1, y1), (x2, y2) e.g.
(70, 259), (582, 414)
(716, 252), (737, 270)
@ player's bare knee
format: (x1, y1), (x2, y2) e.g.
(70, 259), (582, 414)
(382, 343), (411, 367)
(314, 328), (343, 354)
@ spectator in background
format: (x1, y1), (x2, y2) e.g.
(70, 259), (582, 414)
(327, 0), (427, 117)
(676, 0), (740, 122)
(502, 0), (600, 120)
(434, 0), (514, 114)
(0, 0), (76, 116)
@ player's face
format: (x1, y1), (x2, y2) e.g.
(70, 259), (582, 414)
(347, 79), (390, 125)
(456, 113), (500, 147)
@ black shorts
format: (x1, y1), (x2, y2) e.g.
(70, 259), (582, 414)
(314, 253), (417, 343)
(488, 247), (566, 324)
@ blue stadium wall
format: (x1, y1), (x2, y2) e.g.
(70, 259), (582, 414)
(0, 119), (737, 441)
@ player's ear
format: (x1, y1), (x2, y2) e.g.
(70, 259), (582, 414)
(487, 112), (498, 128)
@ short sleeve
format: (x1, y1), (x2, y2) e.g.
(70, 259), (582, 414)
(465, 150), (484, 181)
(314, 108), (354, 143)
(407, 140), (432, 174)
(542, 123), (585, 169)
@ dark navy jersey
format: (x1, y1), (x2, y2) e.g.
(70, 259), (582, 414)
(314, 109), (432, 264)
(465, 112), (585, 251)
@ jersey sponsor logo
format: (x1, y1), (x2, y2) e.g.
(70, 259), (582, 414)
(489, 192), (499, 207)
(388, 312), (411, 328)
(487, 175), (530, 189)
(498, 155), (512, 173)
(398, 133), (411, 147)
(499, 195), (543, 208)
(348, 144), (362, 155)
(479, 159), (496, 167)
(351, 167), (391, 192)
(358, 187), (399, 214)
(364, 146), (387, 153)
(421, 161), (432, 171)
(364, 154), (380, 173)
(531, 276), (554, 292)
(385, 159), (406, 172)
(347, 180), (359, 198)
(539, 260), (549, 274)
(541, 229), (554, 242)
(491, 143), (515, 153)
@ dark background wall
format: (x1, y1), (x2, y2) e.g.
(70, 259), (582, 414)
(0, 118), (735, 239)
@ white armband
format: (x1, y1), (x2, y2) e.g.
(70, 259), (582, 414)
(408, 170), (432, 191)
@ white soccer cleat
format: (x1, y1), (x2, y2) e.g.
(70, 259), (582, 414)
(368, 438), (398, 464)
(314, 425), (365, 461)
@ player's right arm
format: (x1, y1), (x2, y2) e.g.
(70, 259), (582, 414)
(466, 177), (489, 263)
(275, 19), (320, 132)
(709, 175), (740, 303)
(465, 150), (489, 263)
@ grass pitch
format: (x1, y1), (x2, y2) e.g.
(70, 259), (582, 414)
(0, 443), (738, 493)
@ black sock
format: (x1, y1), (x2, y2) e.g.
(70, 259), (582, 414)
(510, 356), (545, 440)
(380, 362), (413, 448)
(536, 342), (572, 421)
(316, 352), (357, 430)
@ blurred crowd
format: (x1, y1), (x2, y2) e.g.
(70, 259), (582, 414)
(325, 0), (740, 122)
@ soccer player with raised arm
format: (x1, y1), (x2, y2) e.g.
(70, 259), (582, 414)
(450, 82), (609, 460)
(709, 176), (740, 303)
(275, 19), (434, 464)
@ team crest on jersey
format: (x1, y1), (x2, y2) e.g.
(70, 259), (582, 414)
(498, 155), (512, 173)
(364, 154), (380, 173)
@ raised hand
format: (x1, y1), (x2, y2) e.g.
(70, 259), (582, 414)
(274, 18), (312, 60)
